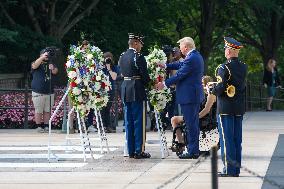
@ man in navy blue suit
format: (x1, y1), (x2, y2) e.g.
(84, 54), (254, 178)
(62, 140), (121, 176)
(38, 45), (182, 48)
(156, 37), (204, 159)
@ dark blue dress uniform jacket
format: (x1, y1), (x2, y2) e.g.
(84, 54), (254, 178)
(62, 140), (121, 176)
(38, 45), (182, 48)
(119, 48), (150, 102)
(212, 57), (247, 115)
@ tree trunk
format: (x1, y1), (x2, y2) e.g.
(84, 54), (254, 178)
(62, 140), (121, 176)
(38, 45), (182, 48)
(199, 0), (216, 74)
(260, 10), (282, 67)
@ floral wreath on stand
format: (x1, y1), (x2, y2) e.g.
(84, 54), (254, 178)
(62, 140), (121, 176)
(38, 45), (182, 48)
(145, 46), (172, 158)
(146, 47), (172, 112)
(65, 44), (112, 117)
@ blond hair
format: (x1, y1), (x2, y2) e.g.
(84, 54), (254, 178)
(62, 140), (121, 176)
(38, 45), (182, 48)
(177, 37), (195, 49)
(266, 58), (276, 72)
(202, 75), (213, 86)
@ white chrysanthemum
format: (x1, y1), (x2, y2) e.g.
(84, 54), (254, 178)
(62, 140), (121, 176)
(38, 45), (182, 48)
(69, 55), (75, 60)
(86, 54), (93, 60)
(68, 71), (77, 79)
(66, 60), (71, 68)
(77, 95), (83, 102)
(72, 87), (81, 95)
(96, 75), (101, 81)
(75, 77), (82, 84)
(83, 79), (89, 86)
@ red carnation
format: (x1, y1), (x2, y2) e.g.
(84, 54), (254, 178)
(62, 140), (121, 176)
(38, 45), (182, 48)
(157, 75), (163, 82)
(101, 82), (106, 89)
(92, 76), (96, 81)
(70, 82), (77, 87)
(97, 94), (100, 98)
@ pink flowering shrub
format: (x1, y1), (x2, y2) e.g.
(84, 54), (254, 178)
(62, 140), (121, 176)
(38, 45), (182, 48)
(0, 89), (123, 129)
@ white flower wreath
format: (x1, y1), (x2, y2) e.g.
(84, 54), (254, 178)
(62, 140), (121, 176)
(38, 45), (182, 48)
(65, 44), (111, 116)
(146, 47), (172, 112)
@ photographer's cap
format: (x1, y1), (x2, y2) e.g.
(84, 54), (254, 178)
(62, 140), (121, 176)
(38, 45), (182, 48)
(128, 33), (144, 44)
(40, 46), (58, 55)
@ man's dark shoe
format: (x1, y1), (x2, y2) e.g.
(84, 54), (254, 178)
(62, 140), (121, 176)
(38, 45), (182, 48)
(134, 153), (142, 159)
(218, 173), (239, 177)
(141, 152), (151, 158)
(129, 154), (134, 158)
(178, 153), (199, 159)
(134, 152), (151, 159)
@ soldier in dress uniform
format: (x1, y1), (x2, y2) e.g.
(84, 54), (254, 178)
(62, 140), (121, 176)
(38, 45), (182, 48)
(119, 33), (151, 159)
(210, 37), (247, 177)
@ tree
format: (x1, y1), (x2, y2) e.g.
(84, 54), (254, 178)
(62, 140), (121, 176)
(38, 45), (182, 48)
(0, 0), (101, 41)
(229, 0), (284, 66)
(152, 0), (233, 73)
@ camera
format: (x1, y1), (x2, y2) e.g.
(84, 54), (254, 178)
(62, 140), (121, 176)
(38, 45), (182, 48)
(104, 57), (112, 65)
(41, 46), (58, 63)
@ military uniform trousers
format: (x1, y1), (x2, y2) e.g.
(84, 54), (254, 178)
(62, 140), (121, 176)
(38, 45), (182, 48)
(124, 101), (145, 155)
(180, 103), (200, 155)
(217, 114), (243, 175)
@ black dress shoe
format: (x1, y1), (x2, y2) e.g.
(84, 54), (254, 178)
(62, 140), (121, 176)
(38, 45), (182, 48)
(129, 154), (134, 158)
(218, 173), (239, 177)
(178, 153), (199, 159)
(141, 152), (151, 158)
(134, 154), (142, 159)
(134, 152), (151, 159)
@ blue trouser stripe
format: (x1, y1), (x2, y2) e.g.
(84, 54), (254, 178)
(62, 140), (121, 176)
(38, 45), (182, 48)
(124, 101), (143, 155)
(180, 103), (200, 155)
(217, 114), (243, 175)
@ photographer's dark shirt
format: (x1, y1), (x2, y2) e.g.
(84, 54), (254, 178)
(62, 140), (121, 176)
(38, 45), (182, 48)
(31, 62), (57, 94)
(102, 65), (120, 96)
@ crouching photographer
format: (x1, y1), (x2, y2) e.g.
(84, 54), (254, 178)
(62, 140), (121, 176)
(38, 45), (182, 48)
(101, 52), (120, 133)
(31, 47), (58, 132)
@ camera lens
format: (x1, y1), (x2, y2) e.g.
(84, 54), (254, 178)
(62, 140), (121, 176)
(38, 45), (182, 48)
(105, 58), (112, 64)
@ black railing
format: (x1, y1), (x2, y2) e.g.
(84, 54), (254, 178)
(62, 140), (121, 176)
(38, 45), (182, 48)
(246, 82), (284, 111)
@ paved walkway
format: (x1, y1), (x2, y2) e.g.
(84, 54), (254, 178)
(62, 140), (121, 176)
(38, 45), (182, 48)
(0, 111), (283, 189)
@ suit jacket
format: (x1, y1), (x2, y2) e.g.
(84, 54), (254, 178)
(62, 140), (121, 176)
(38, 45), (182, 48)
(165, 49), (204, 104)
(119, 48), (150, 102)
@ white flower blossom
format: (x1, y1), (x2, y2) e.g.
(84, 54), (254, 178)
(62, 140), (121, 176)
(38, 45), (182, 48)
(68, 71), (77, 79)
(86, 54), (93, 60)
(72, 87), (81, 95)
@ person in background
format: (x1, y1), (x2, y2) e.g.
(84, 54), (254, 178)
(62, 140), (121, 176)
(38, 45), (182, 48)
(263, 58), (281, 111)
(31, 47), (58, 133)
(171, 47), (184, 116)
(172, 47), (183, 61)
(100, 52), (120, 133)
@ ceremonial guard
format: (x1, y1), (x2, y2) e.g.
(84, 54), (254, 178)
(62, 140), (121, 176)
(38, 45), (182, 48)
(119, 33), (151, 159)
(211, 37), (247, 177)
